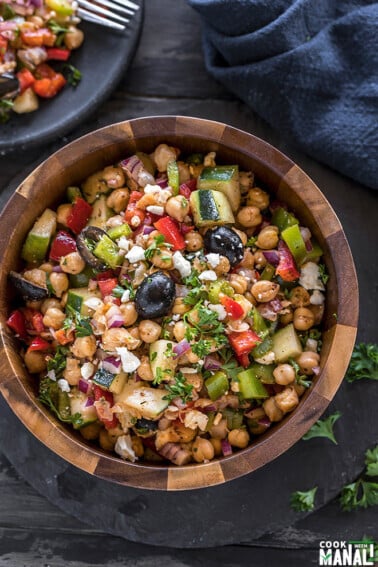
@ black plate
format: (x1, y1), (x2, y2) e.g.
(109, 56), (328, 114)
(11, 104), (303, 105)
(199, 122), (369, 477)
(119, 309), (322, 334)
(0, 1), (143, 152)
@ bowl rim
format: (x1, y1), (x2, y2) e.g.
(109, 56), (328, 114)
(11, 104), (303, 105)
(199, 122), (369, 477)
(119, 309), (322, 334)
(0, 116), (359, 491)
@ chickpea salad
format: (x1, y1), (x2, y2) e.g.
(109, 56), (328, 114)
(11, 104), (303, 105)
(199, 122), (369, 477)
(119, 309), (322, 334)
(7, 144), (328, 466)
(0, 0), (83, 122)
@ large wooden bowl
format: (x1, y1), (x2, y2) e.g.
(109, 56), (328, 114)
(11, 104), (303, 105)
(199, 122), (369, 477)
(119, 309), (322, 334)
(0, 117), (358, 490)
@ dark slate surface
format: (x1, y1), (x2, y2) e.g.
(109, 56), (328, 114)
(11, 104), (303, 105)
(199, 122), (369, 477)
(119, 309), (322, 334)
(0, 0), (377, 564)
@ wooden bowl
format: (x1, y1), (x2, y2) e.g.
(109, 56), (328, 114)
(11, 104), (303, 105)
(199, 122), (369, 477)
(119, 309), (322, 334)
(0, 117), (358, 490)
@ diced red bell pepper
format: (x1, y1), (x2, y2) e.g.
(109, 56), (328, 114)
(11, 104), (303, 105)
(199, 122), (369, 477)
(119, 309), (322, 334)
(66, 197), (93, 235)
(49, 230), (77, 261)
(6, 310), (27, 340)
(46, 47), (71, 61)
(124, 203), (145, 228)
(220, 295), (244, 320)
(34, 63), (56, 79)
(93, 386), (118, 429)
(96, 270), (116, 281)
(228, 329), (261, 357)
(236, 352), (251, 368)
(16, 68), (36, 94)
(154, 216), (186, 251)
(98, 278), (118, 298)
(276, 240), (300, 282)
(179, 178), (197, 199)
(32, 312), (45, 333)
(33, 72), (66, 99)
(27, 336), (51, 352)
(129, 191), (143, 204)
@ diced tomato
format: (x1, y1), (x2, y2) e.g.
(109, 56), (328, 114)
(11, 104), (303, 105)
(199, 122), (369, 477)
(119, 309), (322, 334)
(33, 73), (66, 98)
(54, 328), (74, 345)
(46, 47), (71, 61)
(228, 329), (261, 357)
(66, 197), (92, 235)
(98, 278), (118, 298)
(96, 270), (115, 281)
(6, 310), (27, 340)
(220, 296), (244, 320)
(124, 204), (145, 228)
(276, 240), (300, 282)
(21, 28), (55, 47)
(32, 312), (45, 333)
(27, 336), (51, 352)
(16, 68), (36, 94)
(49, 230), (77, 261)
(34, 63), (56, 79)
(154, 216), (186, 251)
(129, 191), (143, 204)
(93, 386), (118, 429)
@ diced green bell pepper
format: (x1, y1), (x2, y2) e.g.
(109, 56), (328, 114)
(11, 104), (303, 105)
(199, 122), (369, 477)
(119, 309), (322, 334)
(271, 207), (299, 232)
(260, 263), (276, 281)
(250, 305), (268, 337)
(222, 408), (244, 430)
(167, 160), (180, 196)
(93, 235), (123, 269)
(237, 368), (269, 399)
(107, 223), (132, 241)
(208, 279), (234, 304)
(281, 224), (307, 265)
(251, 336), (273, 359)
(247, 362), (275, 384)
(205, 371), (229, 401)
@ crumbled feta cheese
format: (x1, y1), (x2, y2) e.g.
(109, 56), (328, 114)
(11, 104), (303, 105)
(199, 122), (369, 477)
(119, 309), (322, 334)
(81, 362), (94, 380)
(126, 245), (146, 263)
(131, 215), (141, 227)
(310, 290), (325, 305)
(114, 434), (138, 462)
(299, 262), (325, 291)
(198, 270), (217, 281)
(179, 367), (198, 374)
(47, 370), (56, 381)
(84, 297), (103, 311)
(306, 338), (318, 352)
(121, 289), (130, 303)
(146, 205), (164, 216)
(57, 378), (70, 393)
(173, 251), (191, 278)
(208, 303), (227, 320)
(117, 236), (131, 251)
(254, 351), (276, 365)
(184, 410), (209, 432)
(143, 184), (172, 204)
(116, 347), (141, 373)
(172, 313), (180, 321)
(206, 253), (220, 268)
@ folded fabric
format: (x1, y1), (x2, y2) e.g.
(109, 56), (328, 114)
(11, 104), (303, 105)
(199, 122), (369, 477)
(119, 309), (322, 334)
(187, 0), (378, 189)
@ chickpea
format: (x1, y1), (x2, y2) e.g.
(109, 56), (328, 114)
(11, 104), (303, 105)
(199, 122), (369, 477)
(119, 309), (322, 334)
(256, 226), (279, 250)
(70, 335), (97, 359)
(153, 143), (177, 172)
(183, 372), (203, 391)
(49, 272), (69, 298)
(102, 328), (136, 352)
(229, 273), (248, 294)
(120, 302), (138, 326)
(42, 307), (66, 330)
(246, 187), (270, 210)
(290, 286), (310, 308)
(23, 268), (46, 287)
(236, 206), (262, 228)
(310, 304), (324, 326)
(185, 231), (203, 252)
(246, 407), (268, 435)
(80, 422), (102, 440)
(209, 418), (228, 440)
(165, 195), (190, 222)
(172, 297), (191, 315)
(39, 262), (54, 273)
(99, 429), (116, 451)
(60, 251), (86, 275)
(210, 437), (222, 456)
(177, 161), (190, 183)
(263, 397), (284, 422)
(155, 428), (180, 450)
(137, 356), (154, 381)
(294, 383), (306, 397)
(239, 171), (254, 194)
(102, 166), (125, 188)
(192, 437), (215, 463)
(106, 188), (130, 213)
(63, 357), (81, 386)
(239, 249), (255, 269)
(204, 151), (216, 167)
(293, 307), (315, 331)
(56, 203), (72, 226)
(185, 348), (200, 364)
(251, 280), (280, 302)
(254, 250), (267, 269)
(64, 26), (84, 50)
(173, 320), (186, 342)
(279, 310), (293, 325)
(228, 428), (250, 449)
(25, 300), (42, 311)
(296, 351), (320, 375)
(151, 248), (173, 269)
(214, 255), (231, 276)
(273, 363), (296, 385)
(24, 350), (46, 373)
(40, 298), (61, 315)
(127, 327), (142, 350)
(174, 422), (197, 443)
(131, 436), (144, 458)
(139, 320), (162, 343)
(275, 386), (299, 414)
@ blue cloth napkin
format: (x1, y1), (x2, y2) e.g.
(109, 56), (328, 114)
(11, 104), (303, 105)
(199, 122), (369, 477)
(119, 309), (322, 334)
(187, 0), (378, 189)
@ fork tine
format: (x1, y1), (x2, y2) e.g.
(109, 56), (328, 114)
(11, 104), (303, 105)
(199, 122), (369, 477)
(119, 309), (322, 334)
(111, 0), (139, 10)
(87, 0), (135, 16)
(78, 0), (129, 25)
(77, 7), (126, 30)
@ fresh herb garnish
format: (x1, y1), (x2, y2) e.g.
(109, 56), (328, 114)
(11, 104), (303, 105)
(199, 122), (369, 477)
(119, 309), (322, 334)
(48, 20), (69, 34)
(339, 445), (378, 511)
(345, 343), (378, 382)
(289, 358), (312, 388)
(191, 338), (213, 358)
(144, 234), (166, 260)
(0, 100), (13, 124)
(39, 377), (84, 428)
(246, 235), (258, 247)
(318, 263), (329, 285)
(47, 345), (70, 376)
(163, 371), (193, 403)
(112, 280), (136, 300)
(63, 305), (93, 337)
(302, 411), (342, 444)
(63, 64), (82, 87)
(290, 487), (318, 512)
(365, 446), (378, 478)
(218, 347), (243, 380)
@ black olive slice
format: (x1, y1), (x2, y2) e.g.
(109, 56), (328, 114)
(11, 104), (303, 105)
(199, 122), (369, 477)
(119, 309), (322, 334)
(203, 226), (244, 266)
(9, 271), (49, 301)
(134, 418), (158, 433)
(76, 226), (107, 271)
(135, 271), (175, 319)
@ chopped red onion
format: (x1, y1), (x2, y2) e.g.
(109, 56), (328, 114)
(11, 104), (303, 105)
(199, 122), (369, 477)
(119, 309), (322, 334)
(180, 224), (194, 235)
(263, 250), (280, 267)
(143, 225), (155, 235)
(312, 366), (320, 376)
(52, 265), (63, 272)
(258, 416), (271, 429)
(305, 239), (313, 252)
(221, 439), (233, 457)
(269, 298), (283, 313)
(203, 404), (217, 412)
(300, 226), (312, 242)
(106, 304), (124, 328)
(120, 155), (141, 176)
(85, 396), (94, 407)
(30, 0), (42, 6)
(204, 355), (222, 371)
(172, 397), (187, 409)
(156, 177), (168, 188)
(135, 373), (142, 382)
(173, 339), (191, 357)
(102, 356), (121, 374)
(78, 379), (89, 394)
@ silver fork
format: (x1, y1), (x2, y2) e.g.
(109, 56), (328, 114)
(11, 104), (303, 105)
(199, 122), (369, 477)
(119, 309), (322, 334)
(77, 0), (139, 31)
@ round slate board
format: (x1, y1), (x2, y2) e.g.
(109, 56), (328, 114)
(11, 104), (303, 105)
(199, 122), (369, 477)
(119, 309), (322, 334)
(0, 0), (143, 152)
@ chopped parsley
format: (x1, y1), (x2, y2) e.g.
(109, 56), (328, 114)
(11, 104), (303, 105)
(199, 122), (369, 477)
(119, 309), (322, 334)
(318, 263), (329, 285)
(63, 64), (82, 87)
(112, 280), (135, 300)
(289, 358), (312, 388)
(345, 343), (378, 382)
(365, 445), (378, 478)
(339, 445), (378, 511)
(163, 371), (193, 404)
(63, 305), (93, 337)
(144, 234), (166, 260)
(290, 487), (318, 512)
(47, 345), (70, 377)
(0, 100), (13, 124)
(246, 235), (258, 247)
(302, 411), (342, 444)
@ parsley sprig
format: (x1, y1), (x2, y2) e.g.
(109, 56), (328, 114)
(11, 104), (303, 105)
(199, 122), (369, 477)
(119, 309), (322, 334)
(63, 305), (93, 337)
(318, 263), (329, 285)
(63, 64), (82, 87)
(144, 234), (166, 260)
(290, 486), (318, 512)
(302, 411), (342, 444)
(339, 445), (378, 511)
(163, 371), (193, 403)
(183, 269), (208, 306)
(289, 358), (312, 388)
(47, 345), (70, 377)
(345, 343), (378, 382)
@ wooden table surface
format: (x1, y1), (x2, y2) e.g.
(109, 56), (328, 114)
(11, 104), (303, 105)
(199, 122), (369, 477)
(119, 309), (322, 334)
(0, 1), (377, 565)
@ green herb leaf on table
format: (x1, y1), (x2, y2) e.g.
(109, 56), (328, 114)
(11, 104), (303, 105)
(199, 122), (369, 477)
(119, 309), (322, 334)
(290, 487), (318, 512)
(340, 479), (378, 511)
(345, 343), (378, 382)
(365, 445), (378, 478)
(302, 411), (342, 444)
